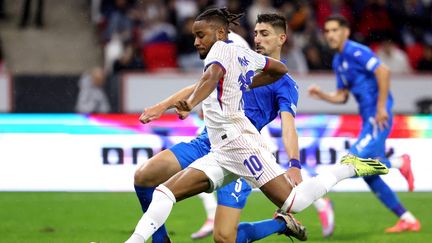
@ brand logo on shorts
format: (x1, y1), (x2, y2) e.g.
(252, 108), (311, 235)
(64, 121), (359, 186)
(254, 171), (264, 181)
(231, 192), (241, 202)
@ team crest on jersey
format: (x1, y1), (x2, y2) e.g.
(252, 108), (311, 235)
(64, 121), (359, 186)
(238, 56), (250, 66)
(342, 60), (349, 69)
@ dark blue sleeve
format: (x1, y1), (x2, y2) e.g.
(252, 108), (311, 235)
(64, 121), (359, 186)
(274, 75), (298, 117)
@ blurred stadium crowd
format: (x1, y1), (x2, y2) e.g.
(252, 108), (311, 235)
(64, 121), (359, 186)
(94, 0), (432, 75)
(0, 0), (431, 114)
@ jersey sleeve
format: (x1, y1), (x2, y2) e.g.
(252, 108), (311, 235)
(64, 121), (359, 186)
(244, 48), (269, 72)
(204, 41), (229, 73)
(274, 75), (298, 117)
(350, 46), (382, 72)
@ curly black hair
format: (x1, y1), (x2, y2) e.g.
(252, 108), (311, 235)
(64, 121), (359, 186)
(195, 7), (244, 28)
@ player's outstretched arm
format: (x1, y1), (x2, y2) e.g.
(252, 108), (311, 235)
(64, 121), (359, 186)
(374, 63), (391, 130)
(280, 111), (302, 186)
(249, 57), (288, 89)
(308, 84), (349, 104)
(139, 84), (196, 124)
(175, 64), (225, 120)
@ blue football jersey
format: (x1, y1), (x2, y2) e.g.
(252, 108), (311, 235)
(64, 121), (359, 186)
(243, 73), (298, 131)
(333, 40), (393, 119)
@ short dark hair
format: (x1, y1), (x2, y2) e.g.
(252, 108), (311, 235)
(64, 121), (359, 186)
(325, 14), (350, 28)
(195, 7), (243, 30)
(256, 13), (287, 34)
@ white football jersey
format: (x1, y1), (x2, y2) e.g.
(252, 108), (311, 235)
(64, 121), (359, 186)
(228, 32), (250, 49)
(203, 40), (269, 148)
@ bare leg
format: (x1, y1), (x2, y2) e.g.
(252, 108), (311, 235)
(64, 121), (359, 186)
(260, 174), (293, 208)
(134, 149), (182, 187)
(213, 205), (242, 243)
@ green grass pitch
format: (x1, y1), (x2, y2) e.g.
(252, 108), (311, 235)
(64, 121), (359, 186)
(0, 192), (430, 242)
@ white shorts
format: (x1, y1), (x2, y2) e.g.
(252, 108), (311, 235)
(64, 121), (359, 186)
(189, 133), (285, 192)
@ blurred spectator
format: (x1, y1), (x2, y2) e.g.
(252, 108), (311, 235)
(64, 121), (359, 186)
(104, 34), (124, 73)
(174, 0), (198, 25)
(112, 42), (144, 73)
(357, 0), (398, 44)
(75, 67), (111, 113)
(176, 17), (202, 71)
(101, 0), (138, 73)
(281, 1), (313, 34)
(389, 0), (432, 46)
(139, 0), (177, 71)
(196, 0), (215, 13)
(417, 44), (432, 71)
(281, 28), (308, 74)
(376, 40), (412, 74)
(139, 1), (176, 45)
(19, 0), (44, 28)
(103, 0), (134, 42)
(247, 0), (276, 29)
(226, 0), (251, 44)
(315, 0), (353, 29)
(304, 44), (328, 71)
(88, 0), (432, 74)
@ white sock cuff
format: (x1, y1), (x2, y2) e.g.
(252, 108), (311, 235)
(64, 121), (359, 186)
(155, 184), (176, 203)
(281, 187), (298, 213)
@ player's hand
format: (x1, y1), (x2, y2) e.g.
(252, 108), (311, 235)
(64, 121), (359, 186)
(175, 100), (192, 120)
(286, 167), (303, 187)
(139, 104), (165, 124)
(308, 84), (322, 99)
(376, 107), (389, 131)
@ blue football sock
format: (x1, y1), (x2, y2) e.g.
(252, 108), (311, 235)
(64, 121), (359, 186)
(236, 218), (286, 243)
(364, 176), (407, 217)
(134, 185), (169, 242)
(379, 157), (391, 168)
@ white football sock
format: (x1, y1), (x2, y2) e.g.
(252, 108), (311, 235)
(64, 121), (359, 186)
(126, 185), (176, 243)
(401, 211), (417, 223)
(282, 164), (355, 213)
(198, 192), (217, 220)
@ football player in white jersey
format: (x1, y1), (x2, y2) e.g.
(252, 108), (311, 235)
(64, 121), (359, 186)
(125, 8), (389, 243)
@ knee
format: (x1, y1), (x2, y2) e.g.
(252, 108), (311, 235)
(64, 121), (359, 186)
(134, 166), (158, 187)
(213, 226), (238, 243)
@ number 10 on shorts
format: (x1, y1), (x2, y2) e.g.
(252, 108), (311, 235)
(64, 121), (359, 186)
(244, 155), (264, 180)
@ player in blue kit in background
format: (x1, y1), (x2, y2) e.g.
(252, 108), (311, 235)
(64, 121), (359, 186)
(308, 14), (421, 233)
(133, 11), (306, 243)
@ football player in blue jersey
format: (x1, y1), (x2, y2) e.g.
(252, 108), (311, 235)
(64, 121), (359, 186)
(308, 14), (421, 233)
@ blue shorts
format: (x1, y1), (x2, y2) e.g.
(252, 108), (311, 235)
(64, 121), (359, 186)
(349, 116), (393, 167)
(169, 136), (210, 169)
(217, 178), (252, 209)
(169, 136), (252, 209)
